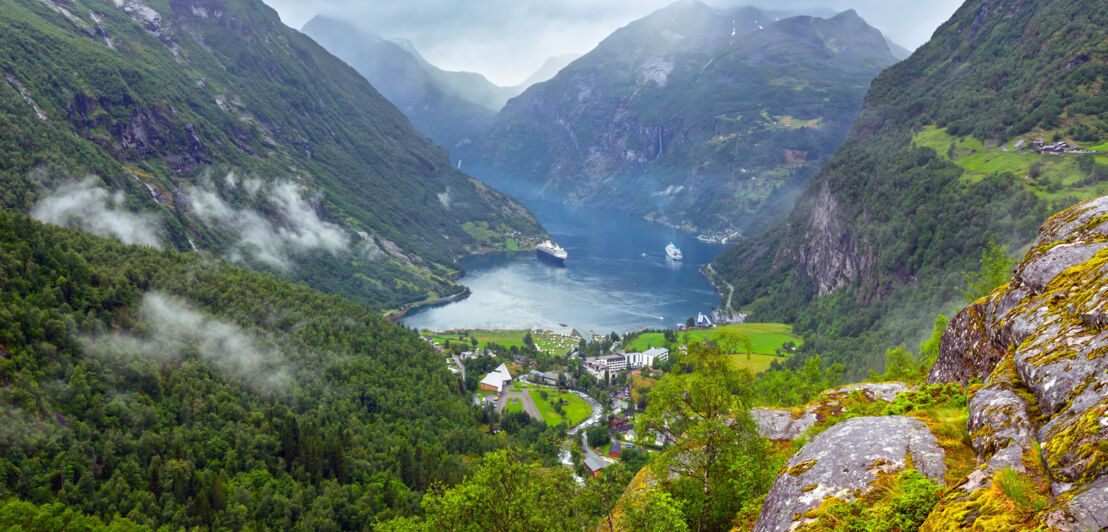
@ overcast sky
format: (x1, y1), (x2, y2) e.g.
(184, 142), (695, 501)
(263, 0), (964, 86)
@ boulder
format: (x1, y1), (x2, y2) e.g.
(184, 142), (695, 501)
(751, 408), (817, 441)
(753, 416), (946, 532)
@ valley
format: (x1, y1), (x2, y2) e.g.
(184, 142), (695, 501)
(1, 0), (1107, 531)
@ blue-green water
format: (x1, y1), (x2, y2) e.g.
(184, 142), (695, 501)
(402, 197), (724, 335)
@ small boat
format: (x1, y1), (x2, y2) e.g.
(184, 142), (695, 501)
(665, 242), (683, 261)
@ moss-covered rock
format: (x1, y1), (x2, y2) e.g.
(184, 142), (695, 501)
(927, 195), (1108, 528)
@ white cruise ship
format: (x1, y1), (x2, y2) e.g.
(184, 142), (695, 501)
(665, 242), (683, 261)
(536, 240), (567, 264)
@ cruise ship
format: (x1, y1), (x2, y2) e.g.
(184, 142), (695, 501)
(665, 242), (683, 261)
(536, 240), (568, 264)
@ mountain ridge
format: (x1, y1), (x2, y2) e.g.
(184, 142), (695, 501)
(460, 0), (898, 234)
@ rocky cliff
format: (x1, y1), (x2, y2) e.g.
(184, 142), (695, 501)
(744, 196), (1108, 531)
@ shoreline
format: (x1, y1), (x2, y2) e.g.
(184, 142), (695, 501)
(387, 245), (541, 321)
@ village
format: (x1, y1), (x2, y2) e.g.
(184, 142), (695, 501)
(419, 314), (794, 478)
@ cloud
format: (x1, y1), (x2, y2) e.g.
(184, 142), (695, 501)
(188, 175), (350, 270)
(30, 176), (164, 248)
(265, 0), (961, 85)
(85, 292), (292, 393)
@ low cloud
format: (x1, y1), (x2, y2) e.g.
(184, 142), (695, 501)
(31, 176), (163, 248)
(86, 292), (292, 393)
(188, 175), (350, 270)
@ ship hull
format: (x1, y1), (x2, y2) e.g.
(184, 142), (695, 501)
(537, 249), (566, 265)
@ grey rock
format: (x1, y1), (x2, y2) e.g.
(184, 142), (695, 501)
(835, 382), (911, 402)
(753, 416), (946, 532)
(967, 383), (1033, 457)
(751, 408), (817, 441)
(1017, 242), (1108, 293)
(1040, 475), (1108, 531)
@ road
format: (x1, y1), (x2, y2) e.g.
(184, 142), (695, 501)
(706, 263), (734, 311)
(496, 390), (543, 422)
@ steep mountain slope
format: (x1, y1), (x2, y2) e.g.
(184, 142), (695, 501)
(0, 209), (490, 529)
(462, 2), (898, 234)
(301, 16), (499, 152)
(713, 0), (1108, 373)
(0, 0), (544, 311)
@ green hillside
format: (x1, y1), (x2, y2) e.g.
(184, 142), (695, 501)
(464, 3), (898, 234)
(0, 208), (500, 529)
(0, 0), (544, 311)
(712, 0), (1108, 375)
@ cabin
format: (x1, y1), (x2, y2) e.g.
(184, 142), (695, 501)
(609, 440), (622, 458)
(584, 455), (611, 477)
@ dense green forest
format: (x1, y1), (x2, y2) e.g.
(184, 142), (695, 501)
(0, 0), (544, 311)
(0, 209), (525, 529)
(713, 0), (1108, 376)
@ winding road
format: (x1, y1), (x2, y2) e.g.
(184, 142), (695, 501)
(706, 263), (734, 311)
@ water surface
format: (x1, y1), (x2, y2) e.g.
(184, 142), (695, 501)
(403, 198), (722, 336)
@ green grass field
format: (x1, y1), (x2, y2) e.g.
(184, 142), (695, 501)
(505, 397), (523, 415)
(912, 125), (1108, 201)
(729, 353), (779, 373)
(627, 323), (801, 355)
(528, 387), (592, 427)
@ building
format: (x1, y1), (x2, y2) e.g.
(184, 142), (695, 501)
(584, 362), (607, 380)
(624, 347), (669, 369)
(527, 370), (563, 387)
(479, 363), (513, 393)
(584, 455), (611, 477)
(585, 354), (627, 372)
(609, 440), (622, 458)
(696, 312), (714, 328)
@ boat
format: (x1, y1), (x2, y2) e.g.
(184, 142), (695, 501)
(536, 240), (568, 264)
(665, 242), (683, 261)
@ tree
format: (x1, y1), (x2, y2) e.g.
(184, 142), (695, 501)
(882, 345), (922, 383)
(711, 328), (753, 356)
(581, 463), (633, 532)
(639, 342), (772, 531)
(919, 314), (949, 368)
(617, 488), (689, 532)
(960, 239), (1016, 303)
(587, 426), (610, 448)
(413, 449), (583, 531)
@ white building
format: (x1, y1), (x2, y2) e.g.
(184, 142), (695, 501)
(479, 363), (513, 393)
(585, 354), (627, 372)
(625, 347), (669, 369)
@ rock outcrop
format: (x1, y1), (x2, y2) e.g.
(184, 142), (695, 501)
(752, 382), (911, 441)
(754, 416), (947, 532)
(924, 195), (1108, 530)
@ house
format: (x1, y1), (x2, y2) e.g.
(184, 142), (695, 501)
(696, 312), (713, 328)
(584, 455), (611, 477)
(527, 370), (562, 387)
(609, 440), (622, 458)
(479, 363), (513, 393)
(610, 416), (631, 428)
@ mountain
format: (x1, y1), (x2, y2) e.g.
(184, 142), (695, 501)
(0, 0), (545, 312)
(517, 53), (581, 88)
(712, 0), (1108, 374)
(460, 2), (899, 234)
(301, 16), (500, 154)
(884, 37), (912, 60)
